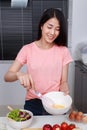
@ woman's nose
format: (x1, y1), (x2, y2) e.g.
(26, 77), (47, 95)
(50, 29), (55, 34)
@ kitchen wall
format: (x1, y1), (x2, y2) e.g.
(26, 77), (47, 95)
(72, 0), (87, 60)
(0, 0), (87, 114)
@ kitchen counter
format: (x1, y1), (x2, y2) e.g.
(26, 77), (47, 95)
(0, 115), (87, 130)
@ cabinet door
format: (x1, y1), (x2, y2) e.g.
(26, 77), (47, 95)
(74, 62), (87, 112)
(74, 64), (83, 110)
(82, 72), (87, 112)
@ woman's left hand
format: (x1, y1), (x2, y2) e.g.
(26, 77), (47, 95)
(59, 82), (69, 95)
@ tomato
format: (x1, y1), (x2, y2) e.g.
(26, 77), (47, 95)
(61, 122), (68, 130)
(53, 124), (61, 130)
(43, 124), (52, 130)
(67, 124), (76, 130)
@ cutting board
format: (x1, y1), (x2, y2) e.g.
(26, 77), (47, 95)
(22, 128), (42, 130)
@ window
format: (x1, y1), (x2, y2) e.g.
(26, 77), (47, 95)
(0, 0), (68, 60)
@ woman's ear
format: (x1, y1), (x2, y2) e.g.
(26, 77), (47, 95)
(41, 26), (43, 30)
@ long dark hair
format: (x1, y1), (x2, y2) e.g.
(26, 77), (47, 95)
(37, 8), (67, 46)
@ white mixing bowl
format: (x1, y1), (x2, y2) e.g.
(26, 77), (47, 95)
(42, 91), (72, 115)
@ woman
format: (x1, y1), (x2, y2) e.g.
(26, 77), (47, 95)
(4, 8), (73, 115)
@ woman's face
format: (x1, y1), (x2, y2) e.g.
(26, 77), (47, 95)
(41, 17), (60, 44)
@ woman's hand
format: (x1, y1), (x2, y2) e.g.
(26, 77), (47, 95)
(59, 82), (69, 95)
(16, 72), (34, 91)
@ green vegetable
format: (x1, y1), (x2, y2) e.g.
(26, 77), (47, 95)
(8, 109), (31, 121)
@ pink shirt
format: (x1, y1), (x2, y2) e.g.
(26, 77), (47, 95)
(16, 42), (73, 100)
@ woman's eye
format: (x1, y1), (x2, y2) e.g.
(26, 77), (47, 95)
(47, 26), (60, 32)
(56, 28), (60, 31)
(47, 26), (52, 29)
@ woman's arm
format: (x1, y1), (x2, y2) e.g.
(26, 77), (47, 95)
(4, 60), (22, 82)
(59, 63), (69, 94)
(4, 60), (34, 90)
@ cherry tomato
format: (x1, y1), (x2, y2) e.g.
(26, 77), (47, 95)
(67, 124), (76, 130)
(43, 124), (52, 130)
(61, 122), (68, 130)
(53, 124), (61, 130)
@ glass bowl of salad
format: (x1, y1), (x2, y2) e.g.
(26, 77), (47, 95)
(6, 109), (33, 129)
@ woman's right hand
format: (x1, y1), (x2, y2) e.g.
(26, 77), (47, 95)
(16, 72), (35, 91)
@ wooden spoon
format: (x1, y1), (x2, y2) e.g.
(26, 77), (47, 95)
(7, 105), (13, 111)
